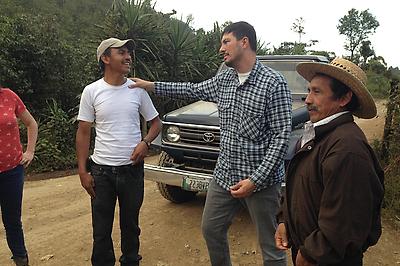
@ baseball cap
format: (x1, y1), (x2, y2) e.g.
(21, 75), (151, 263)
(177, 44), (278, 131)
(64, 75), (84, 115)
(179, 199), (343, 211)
(97, 38), (135, 62)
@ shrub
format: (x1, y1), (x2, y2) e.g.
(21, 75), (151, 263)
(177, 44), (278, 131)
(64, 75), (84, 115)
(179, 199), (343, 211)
(377, 78), (400, 217)
(21, 99), (77, 173)
(367, 70), (390, 98)
(384, 159), (400, 216)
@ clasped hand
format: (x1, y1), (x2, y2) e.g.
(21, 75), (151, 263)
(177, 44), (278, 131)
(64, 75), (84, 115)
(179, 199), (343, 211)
(230, 178), (256, 198)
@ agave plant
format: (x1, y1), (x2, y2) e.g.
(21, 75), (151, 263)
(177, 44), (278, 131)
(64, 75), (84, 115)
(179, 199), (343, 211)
(99, 0), (164, 79)
(163, 18), (199, 81)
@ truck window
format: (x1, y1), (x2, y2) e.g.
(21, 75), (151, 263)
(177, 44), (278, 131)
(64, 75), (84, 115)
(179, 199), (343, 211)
(218, 60), (309, 95)
(261, 61), (309, 95)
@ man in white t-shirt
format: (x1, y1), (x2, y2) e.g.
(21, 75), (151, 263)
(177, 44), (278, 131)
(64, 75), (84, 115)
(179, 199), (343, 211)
(76, 38), (161, 266)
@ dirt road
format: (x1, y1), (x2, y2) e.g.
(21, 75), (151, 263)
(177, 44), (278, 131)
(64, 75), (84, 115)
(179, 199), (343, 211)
(0, 175), (399, 266)
(0, 173), (399, 266)
(1, 100), (399, 265)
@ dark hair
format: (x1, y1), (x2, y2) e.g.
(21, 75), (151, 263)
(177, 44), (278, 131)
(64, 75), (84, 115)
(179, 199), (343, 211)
(316, 73), (359, 112)
(222, 21), (257, 52)
(99, 47), (112, 73)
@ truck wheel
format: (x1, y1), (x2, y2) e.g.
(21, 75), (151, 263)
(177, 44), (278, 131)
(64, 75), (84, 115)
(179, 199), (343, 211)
(157, 182), (197, 203)
(156, 152), (197, 203)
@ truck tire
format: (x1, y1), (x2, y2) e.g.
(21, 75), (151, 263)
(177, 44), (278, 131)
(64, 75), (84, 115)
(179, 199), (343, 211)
(156, 152), (197, 203)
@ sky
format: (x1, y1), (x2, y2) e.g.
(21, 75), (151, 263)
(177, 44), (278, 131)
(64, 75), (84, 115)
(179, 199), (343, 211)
(153, 0), (398, 68)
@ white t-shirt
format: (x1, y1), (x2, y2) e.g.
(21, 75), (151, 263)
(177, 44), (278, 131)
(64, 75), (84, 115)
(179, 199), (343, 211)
(300, 111), (349, 148)
(237, 71), (251, 85)
(78, 78), (159, 166)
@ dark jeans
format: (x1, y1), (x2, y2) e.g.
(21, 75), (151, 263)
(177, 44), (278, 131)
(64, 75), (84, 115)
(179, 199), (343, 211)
(0, 165), (28, 259)
(90, 161), (144, 266)
(291, 247), (363, 266)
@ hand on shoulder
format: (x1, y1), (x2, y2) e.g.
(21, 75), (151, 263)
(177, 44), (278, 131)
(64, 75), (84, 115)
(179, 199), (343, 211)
(128, 78), (155, 92)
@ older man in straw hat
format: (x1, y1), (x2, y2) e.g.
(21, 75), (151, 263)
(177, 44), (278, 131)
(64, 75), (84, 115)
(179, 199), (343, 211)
(275, 58), (384, 266)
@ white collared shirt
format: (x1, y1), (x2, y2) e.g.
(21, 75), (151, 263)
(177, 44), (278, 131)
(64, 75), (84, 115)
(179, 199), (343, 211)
(300, 111), (349, 148)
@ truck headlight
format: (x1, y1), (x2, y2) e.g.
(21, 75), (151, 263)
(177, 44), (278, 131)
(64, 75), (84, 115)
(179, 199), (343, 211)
(166, 126), (180, 142)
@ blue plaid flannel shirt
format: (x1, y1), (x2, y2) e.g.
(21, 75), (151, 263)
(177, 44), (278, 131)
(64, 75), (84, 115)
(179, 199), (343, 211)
(155, 59), (292, 191)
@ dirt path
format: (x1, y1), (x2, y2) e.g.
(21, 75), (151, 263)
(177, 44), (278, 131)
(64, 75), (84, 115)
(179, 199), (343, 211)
(354, 99), (387, 142)
(0, 174), (399, 266)
(0, 176), (399, 266)
(1, 99), (398, 265)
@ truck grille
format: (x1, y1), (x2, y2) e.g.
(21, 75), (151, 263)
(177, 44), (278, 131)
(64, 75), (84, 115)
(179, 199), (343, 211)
(180, 126), (220, 147)
(162, 122), (220, 151)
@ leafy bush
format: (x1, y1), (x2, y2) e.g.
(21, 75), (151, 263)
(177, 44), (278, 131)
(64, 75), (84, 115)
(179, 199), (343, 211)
(23, 99), (77, 173)
(377, 78), (400, 216)
(384, 108), (400, 216)
(367, 70), (390, 98)
(0, 14), (98, 116)
(372, 138), (399, 217)
(384, 159), (400, 216)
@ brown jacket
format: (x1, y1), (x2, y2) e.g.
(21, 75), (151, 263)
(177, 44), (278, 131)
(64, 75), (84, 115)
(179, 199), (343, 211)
(282, 113), (384, 264)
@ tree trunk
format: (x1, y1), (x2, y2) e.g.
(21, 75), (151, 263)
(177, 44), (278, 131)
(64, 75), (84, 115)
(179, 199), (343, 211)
(381, 79), (399, 160)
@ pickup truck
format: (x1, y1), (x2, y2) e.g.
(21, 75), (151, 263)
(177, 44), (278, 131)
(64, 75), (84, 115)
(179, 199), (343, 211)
(145, 55), (329, 203)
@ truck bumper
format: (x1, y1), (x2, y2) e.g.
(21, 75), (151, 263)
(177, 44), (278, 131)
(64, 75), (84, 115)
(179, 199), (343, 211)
(144, 163), (213, 189)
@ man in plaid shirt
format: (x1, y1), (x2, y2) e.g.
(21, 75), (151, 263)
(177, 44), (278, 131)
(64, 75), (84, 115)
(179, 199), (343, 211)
(133, 21), (291, 266)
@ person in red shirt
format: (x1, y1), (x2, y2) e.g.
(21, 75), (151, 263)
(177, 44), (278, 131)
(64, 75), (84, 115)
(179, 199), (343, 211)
(0, 85), (38, 266)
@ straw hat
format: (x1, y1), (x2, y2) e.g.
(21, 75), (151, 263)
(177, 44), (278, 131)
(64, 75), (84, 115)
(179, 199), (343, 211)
(296, 58), (377, 119)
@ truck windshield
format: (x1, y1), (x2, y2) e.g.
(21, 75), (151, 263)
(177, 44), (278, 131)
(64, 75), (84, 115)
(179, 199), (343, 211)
(261, 61), (309, 95)
(218, 60), (310, 96)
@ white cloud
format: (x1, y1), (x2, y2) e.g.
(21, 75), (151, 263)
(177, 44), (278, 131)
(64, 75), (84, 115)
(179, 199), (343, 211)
(154, 0), (398, 68)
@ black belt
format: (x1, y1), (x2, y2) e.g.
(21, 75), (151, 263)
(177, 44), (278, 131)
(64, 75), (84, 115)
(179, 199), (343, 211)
(88, 158), (143, 173)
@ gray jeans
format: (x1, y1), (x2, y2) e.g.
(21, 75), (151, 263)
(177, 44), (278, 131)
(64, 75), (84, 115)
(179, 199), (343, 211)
(201, 179), (286, 266)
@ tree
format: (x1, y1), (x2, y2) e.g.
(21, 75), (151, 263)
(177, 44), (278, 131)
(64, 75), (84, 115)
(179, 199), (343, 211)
(256, 40), (270, 55)
(275, 17), (333, 56)
(0, 0), (114, 40)
(189, 23), (223, 81)
(163, 17), (207, 81)
(291, 17), (306, 43)
(337, 8), (379, 61)
(308, 50), (336, 60)
(359, 40), (375, 69)
(0, 14), (96, 115)
(272, 40), (320, 55)
(368, 56), (387, 75)
(272, 42), (306, 55)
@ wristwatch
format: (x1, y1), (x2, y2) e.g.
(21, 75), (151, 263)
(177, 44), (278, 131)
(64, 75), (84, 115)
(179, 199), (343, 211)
(142, 138), (151, 148)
